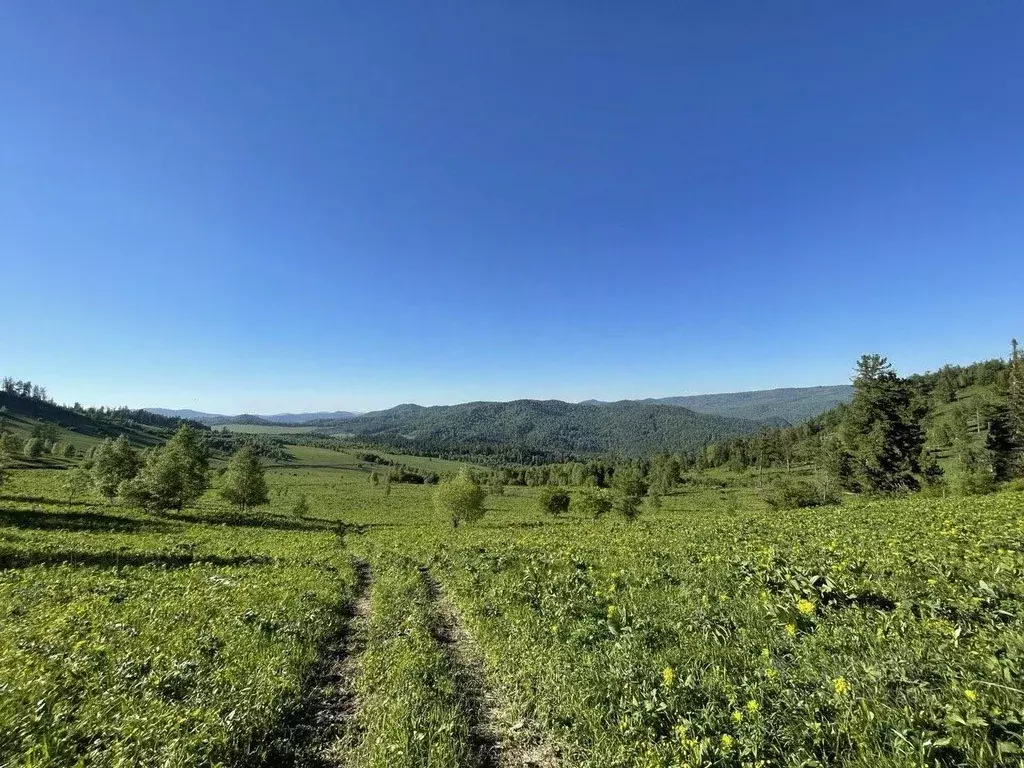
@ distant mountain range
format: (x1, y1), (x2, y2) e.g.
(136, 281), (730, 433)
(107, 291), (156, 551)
(583, 385), (853, 425)
(145, 408), (359, 426)
(148, 385), (853, 459)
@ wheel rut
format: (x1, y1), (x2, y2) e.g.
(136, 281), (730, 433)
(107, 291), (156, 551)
(288, 559), (373, 768)
(419, 566), (562, 768)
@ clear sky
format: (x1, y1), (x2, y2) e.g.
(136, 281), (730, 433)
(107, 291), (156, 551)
(2, 2), (1023, 414)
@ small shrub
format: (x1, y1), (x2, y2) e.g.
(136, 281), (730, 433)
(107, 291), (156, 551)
(762, 477), (839, 510)
(539, 487), (571, 515)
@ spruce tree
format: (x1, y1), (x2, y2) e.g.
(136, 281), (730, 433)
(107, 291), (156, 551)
(1009, 339), (1024, 446)
(838, 355), (926, 492)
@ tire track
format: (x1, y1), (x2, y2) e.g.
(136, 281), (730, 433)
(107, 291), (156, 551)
(419, 566), (562, 768)
(289, 559), (373, 768)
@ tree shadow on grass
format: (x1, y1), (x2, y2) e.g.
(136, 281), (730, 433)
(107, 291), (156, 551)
(0, 493), (93, 507)
(0, 548), (276, 570)
(159, 510), (333, 532)
(0, 508), (163, 533)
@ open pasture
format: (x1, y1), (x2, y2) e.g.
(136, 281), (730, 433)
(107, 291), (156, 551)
(0, 447), (1022, 767)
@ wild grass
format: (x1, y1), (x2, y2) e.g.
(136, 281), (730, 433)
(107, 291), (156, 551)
(1, 448), (1022, 766)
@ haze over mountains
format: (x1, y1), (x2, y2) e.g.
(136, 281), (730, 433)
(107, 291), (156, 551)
(145, 409), (359, 426)
(584, 385), (854, 425)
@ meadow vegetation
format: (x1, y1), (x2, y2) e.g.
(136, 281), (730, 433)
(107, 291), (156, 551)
(0, 347), (1022, 766)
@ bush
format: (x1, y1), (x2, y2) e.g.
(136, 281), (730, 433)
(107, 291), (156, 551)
(952, 468), (997, 496)
(762, 477), (839, 510)
(434, 471), (486, 528)
(539, 487), (571, 515)
(572, 487), (613, 518)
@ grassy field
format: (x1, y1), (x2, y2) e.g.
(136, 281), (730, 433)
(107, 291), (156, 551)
(1, 445), (1022, 767)
(217, 424), (320, 435)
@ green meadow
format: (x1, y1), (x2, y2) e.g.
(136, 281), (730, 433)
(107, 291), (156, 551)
(1, 441), (1021, 767)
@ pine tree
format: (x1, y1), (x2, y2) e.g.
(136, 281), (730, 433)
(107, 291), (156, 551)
(838, 355), (926, 492)
(1009, 339), (1024, 446)
(985, 410), (1017, 482)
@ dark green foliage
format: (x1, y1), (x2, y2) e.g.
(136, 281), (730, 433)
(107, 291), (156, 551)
(639, 385), (854, 424)
(985, 410), (1017, 482)
(292, 494), (310, 519)
(323, 399), (767, 462)
(835, 355), (926, 493)
(219, 447), (269, 511)
(539, 487), (571, 515)
(1009, 339), (1024, 448)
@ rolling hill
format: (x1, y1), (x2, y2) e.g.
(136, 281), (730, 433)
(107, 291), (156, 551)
(318, 399), (769, 461)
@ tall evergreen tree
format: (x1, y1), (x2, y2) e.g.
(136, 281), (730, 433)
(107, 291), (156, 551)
(837, 355), (926, 492)
(1009, 338), (1024, 446)
(984, 410), (1016, 482)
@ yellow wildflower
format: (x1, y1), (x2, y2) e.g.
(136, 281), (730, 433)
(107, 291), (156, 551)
(732, 710), (743, 724)
(796, 599), (815, 615)
(784, 623), (797, 637)
(833, 677), (849, 695)
(662, 666), (675, 686)
(964, 688), (977, 702)
(747, 699), (759, 713)
(720, 734), (733, 749)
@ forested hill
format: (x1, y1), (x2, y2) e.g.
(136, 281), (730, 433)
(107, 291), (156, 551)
(642, 385), (853, 423)
(319, 399), (767, 462)
(584, 385), (853, 424)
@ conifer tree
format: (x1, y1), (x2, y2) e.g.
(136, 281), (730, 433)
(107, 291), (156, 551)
(837, 355), (926, 492)
(1009, 338), (1024, 445)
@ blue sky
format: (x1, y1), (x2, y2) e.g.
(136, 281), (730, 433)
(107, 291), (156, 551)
(2, 2), (1022, 413)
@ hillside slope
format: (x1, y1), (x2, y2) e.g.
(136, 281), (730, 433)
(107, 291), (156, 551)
(320, 399), (766, 461)
(644, 385), (853, 424)
(584, 385), (852, 424)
